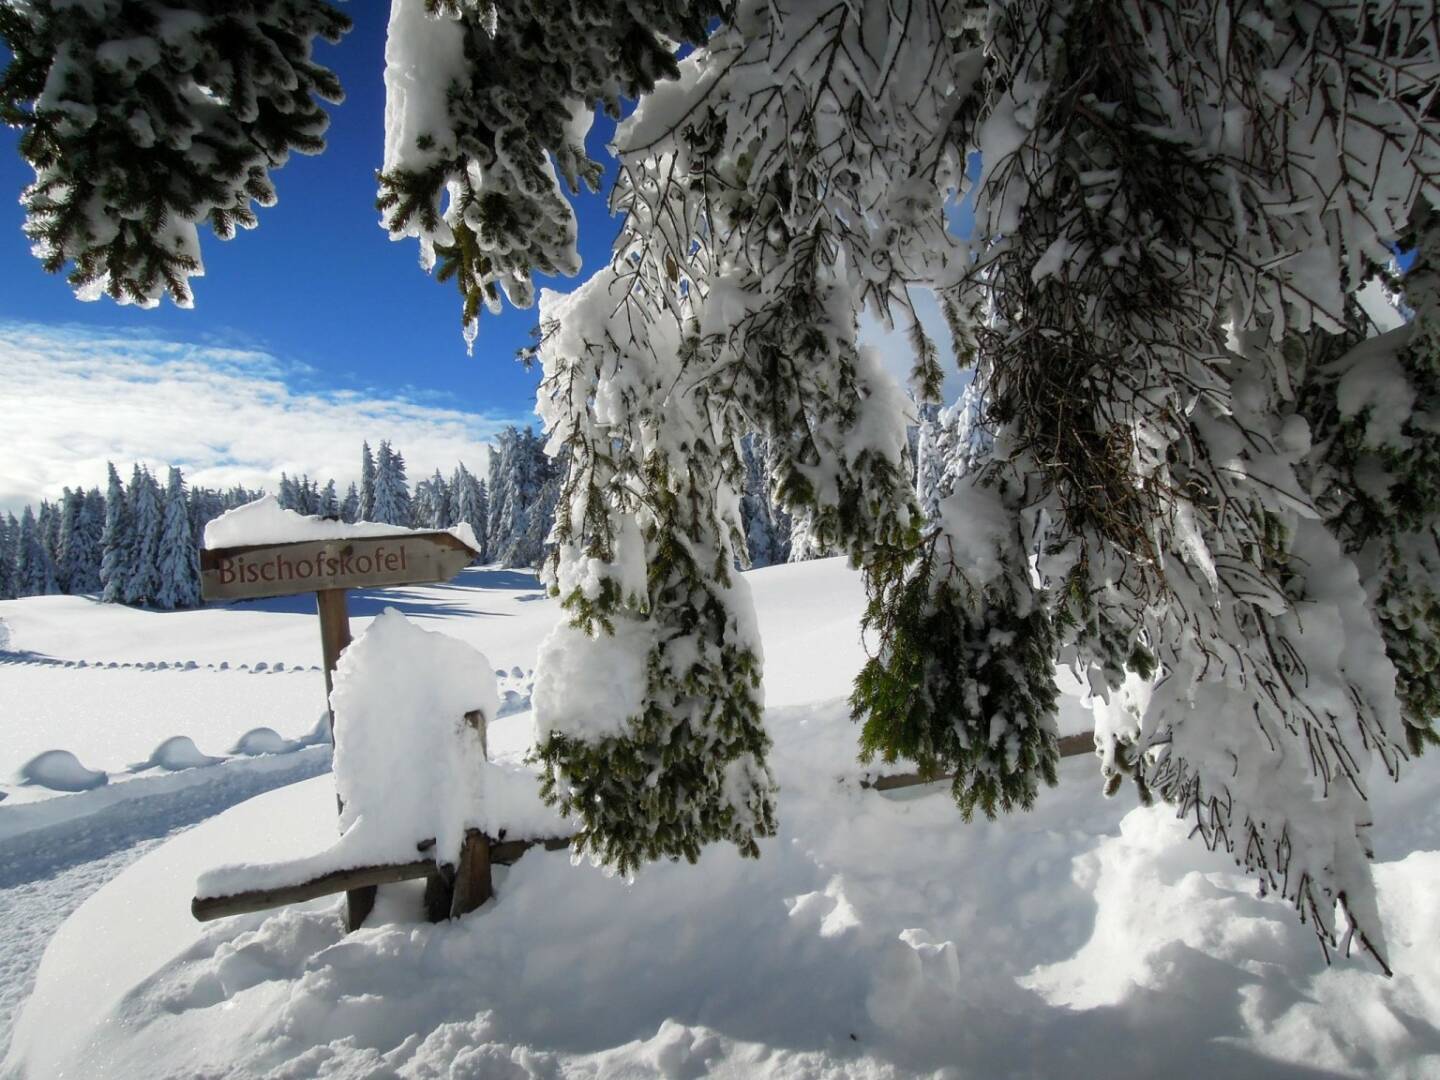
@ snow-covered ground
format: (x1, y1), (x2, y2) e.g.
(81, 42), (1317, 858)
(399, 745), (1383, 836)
(1, 559), (1437, 1078)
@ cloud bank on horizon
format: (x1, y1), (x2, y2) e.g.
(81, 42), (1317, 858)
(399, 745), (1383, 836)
(1, 321), (530, 514)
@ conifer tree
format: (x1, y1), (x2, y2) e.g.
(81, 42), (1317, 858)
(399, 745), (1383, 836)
(123, 466), (162, 606)
(319, 479), (340, 519)
(15, 505), (58, 596)
(38, 499), (61, 575)
(340, 482), (360, 524)
(427, 469), (453, 529)
(277, 473), (299, 512)
(54, 488), (81, 593)
(451, 465), (487, 561)
(913, 404), (945, 523)
(359, 441), (376, 522)
(0, 0), (351, 306)
(739, 435), (791, 567)
(0, 513), (17, 601)
(99, 463), (129, 604)
(371, 440), (412, 526)
(70, 487), (105, 594)
(156, 467), (201, 610)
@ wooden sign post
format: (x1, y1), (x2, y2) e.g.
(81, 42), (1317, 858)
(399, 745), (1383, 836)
(200, 530), (480, 928)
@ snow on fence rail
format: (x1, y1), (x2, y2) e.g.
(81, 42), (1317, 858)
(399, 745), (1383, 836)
(192, 728), (1100, 928)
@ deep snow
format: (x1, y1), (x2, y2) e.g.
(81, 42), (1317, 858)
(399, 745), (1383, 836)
(1, 558), (1437, 1078)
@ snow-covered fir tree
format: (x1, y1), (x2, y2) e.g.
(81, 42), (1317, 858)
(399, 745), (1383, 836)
(0, 513), (17, 600)
(739, 434), (792, 567)
(426, 469), (453, 529)
(340, 482), (360, 524)
(123, 466), (162, 607)
(913, 404), (945, 523)
(371, 441), (413, 527)
(98, 463), (129, 604)
(37, 499), (61, 577)
(155, 468), (202, 611)
(15, 505), (57, 596)
(450, 464), (487, 561)
(67, 487), (104, 594)
(54, 488), (82, 593)
(319, 479), (340, 520)
(277, 474), (295, 511)
(359, 441), (376, 522)
(486, 426), (556, 568)
(0, 0), (350, 306)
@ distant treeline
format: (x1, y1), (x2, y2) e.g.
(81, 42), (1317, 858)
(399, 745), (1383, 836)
(0, 426), (564, 608)
(1, 420), (891, 609)
(0, 464), (262, 608)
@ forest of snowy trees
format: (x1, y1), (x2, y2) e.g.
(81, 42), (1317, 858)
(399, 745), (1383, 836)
(1, 421), (848, 607)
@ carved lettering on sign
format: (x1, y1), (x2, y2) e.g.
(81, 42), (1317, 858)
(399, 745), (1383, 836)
(200, 533), (477, 602)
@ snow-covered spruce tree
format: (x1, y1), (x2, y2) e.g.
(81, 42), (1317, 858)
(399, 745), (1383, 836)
(358, 441), (376, 521)
(277, 473), (299, 512)
(739, 434), (792, 568)
(340, 482), (360, 524)
(0, 0), (350, 306)
(0, 513), (17, 600)
(451, 463), (487, 560)
(496, 0), (1436, 964)
(486, 426), (553, 567)
(319, 479), (340, 519)
(913, 404), (945, 523)
(15, 506), (58, 597)
(532, 268), (777, 872)
(425, 468), (453, 529)
(1293, 204), (1440, 758)
(156, 467), (201, 610)
(926, 0), (1440, 972)
(98, 462), (129, 604)
(63, 486), (104, 594)
(54, 488), (81, 593)
(371, 440), (413, 526)
(38, 500), (61, 578)
(124, 466), (162, 606)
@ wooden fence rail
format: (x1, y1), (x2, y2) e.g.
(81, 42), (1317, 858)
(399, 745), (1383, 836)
(192, 834), (572, 924)
(860, 730), (1096, 791)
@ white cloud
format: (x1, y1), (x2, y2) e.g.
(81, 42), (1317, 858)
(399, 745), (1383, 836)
(0, 321), (533, 513)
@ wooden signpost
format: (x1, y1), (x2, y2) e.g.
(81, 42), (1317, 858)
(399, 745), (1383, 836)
(199, 529), (481, 929)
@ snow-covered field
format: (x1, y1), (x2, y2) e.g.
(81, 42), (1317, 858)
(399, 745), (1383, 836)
(2, 559), (1438, 1078)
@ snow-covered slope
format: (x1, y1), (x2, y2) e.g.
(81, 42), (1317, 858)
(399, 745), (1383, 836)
(2, 557), (1438, 1078)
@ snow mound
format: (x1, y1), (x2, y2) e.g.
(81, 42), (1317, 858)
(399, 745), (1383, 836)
(228, 728), (301, 757)
(203, 494), (481, 554)
(132, 736), (225, 773)
(14, 700), (1440, 1080)
(18, 750), (108, 793)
